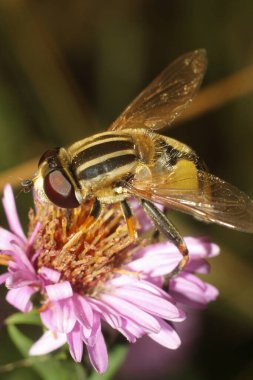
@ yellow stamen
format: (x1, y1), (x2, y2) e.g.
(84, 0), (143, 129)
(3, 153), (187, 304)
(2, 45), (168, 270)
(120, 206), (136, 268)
(29, 199), (137, 295)
(0, 254), (13, 266)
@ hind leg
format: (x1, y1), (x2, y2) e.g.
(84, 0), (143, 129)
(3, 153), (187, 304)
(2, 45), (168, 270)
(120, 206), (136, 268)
(140, 199), (189, 277)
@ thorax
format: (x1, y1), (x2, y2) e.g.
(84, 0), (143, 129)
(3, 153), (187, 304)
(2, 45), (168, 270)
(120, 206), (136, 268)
(68, 131), (139, 193)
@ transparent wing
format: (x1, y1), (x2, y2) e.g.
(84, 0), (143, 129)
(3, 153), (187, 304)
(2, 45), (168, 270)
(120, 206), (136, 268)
(127, 170), (253, 233)
(109, 49), (207, 131)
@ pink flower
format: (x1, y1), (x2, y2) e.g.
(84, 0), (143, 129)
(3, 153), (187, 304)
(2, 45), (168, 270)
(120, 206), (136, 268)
(129, 236), (219, 309)
(0, 184), (218, 374)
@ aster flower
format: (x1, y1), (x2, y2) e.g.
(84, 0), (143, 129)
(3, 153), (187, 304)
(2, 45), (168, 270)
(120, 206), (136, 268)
(0, 184), (218, 374)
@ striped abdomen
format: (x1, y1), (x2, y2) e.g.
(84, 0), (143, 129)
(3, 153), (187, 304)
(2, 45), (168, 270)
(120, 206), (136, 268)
(69, 132), (138, 188)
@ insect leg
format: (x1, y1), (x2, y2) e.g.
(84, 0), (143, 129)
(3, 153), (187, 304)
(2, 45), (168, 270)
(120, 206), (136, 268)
(121, 200), (138, 239)
(140, 199), (189, 278)
(82, 198), (102, 230)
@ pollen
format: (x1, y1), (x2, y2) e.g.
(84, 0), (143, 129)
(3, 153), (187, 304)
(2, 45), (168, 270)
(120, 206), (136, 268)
(29, 199), (136, 295)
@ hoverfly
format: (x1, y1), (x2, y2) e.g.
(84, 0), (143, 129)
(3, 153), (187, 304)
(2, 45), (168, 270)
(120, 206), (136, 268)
(24, 49), (253, 277)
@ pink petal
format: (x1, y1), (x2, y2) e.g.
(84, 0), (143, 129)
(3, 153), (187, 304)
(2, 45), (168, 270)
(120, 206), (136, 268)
(100, 293), (160, 333)
(46, 281), (73, 301)
(67, 323), (83, 362)
(54, 299), (76, 333)
(0, 227), (19, 250)
(40, 299), (76, 333)
(27, 222), (41, 248)
(130, 238), (219, 277)
(107, 279), (191, 321)
(107, 276), (187, 320)
(9, 241), (35, 273)
(87, 329), (108, 374)
(73, 294), (93, 328)
(128, 252), (180, 277)
(39, 266), (61, 284)
(133, 242), (179, 261)
(31, 249), (42, 264)
(118, 319), (144, 342)
(117, 328), (138, 343)
(2, 185), (27, 242)
(184, 237), (220, 258)
(89, 298), (122, 328)
(170, 273), (219, 308)
(186, 259), (210, 274)
(202, 283), (219, 303)
(0, 272), (9, 284)
(148, 318), (181, 349)
(29, 330), (67, 355)
(129, 242), (181, 276)
(6, 269), (38, 289)
(6, 286), (36, 312)
(83, 311), (101, 345)
(113, 287), (182, 321)
(108, 276), (175, 304)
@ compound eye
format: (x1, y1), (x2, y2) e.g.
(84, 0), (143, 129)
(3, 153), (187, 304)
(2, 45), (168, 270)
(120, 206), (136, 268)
(44, 170), (80, 208)
(38, 148), (60, 168)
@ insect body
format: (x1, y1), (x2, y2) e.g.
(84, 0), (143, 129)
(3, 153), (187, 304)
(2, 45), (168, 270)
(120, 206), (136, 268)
(35, 131), (197, 209)
(27, 49), (253, 277)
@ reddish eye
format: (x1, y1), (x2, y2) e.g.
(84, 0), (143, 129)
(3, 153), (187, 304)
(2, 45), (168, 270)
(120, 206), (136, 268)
(44, 170), (80, 208)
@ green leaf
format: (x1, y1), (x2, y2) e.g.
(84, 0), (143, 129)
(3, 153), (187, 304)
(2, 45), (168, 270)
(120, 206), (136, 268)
(6, 311), (41, 326)
(60, 361), (88, 380)
(7, 324), (33, 356)
(31, 359), (87, 380)
(89, 344), (128, 380)
(7, 324), (87, 380)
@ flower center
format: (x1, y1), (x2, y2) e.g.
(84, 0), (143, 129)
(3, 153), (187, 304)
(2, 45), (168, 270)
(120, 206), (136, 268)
(29, 199), (136, 295)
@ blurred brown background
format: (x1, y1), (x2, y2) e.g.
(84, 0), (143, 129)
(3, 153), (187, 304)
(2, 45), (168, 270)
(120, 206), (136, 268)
(0, 1), (253, 379)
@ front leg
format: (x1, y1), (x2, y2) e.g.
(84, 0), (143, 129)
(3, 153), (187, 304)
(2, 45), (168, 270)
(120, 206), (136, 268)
(140, 199), (189, 278)
(82, 198), (102, 230)
(120, 199), (138, 239)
